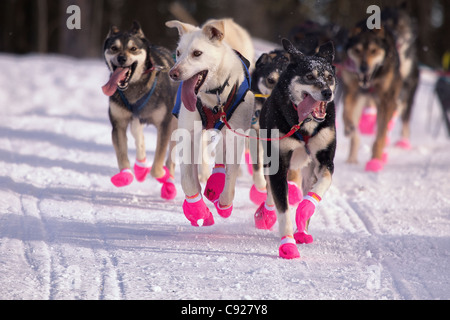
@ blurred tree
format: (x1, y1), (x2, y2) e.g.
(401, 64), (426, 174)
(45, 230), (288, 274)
(0, 0), (447, 68)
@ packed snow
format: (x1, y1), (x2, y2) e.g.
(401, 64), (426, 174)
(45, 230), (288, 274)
(0, 46), (449, 300)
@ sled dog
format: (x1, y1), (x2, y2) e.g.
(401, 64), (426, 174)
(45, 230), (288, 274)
(166, 19), (254, 226)
(248, 50), (304, 207)
(102, 21), (178, 199)
(258, 39), (337, 259)
(340, 21), (404, 171)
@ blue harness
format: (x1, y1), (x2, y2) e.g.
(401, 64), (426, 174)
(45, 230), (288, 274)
(172, 52), (251, 131)
(118, 78), (158, 115)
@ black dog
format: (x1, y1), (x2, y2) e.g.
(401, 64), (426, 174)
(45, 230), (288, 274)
(257, 39), (337, 259)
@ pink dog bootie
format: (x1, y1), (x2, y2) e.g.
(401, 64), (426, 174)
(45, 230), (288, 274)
(254, 202), (277, 230)
(359, 106), (377, 135)
(134, 158), (151, 182)
(295, 192), (321, 242)
(288, 181), (303, 206)
(249, 185), (267, 206)
(294, 230), (314, 244)
(154, 166), (177, 200)
(245, 150), (253, 175)
(279, 235), (300, 259)
(204, 164), (226, 202)
(214, 200), (233, 218)
(111, 169), (134, 187)
(365, 158), (384, 172)
(182, 193), (214, 227)
(395, 138), (412, 150)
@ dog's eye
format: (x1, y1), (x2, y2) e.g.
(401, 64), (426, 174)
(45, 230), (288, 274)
(130, 46), (138, 52)
(327, 75), (334, 82)
(193, 50), (203, 57)
(111, 46), (118, 52)
(306, 74), (315, 81)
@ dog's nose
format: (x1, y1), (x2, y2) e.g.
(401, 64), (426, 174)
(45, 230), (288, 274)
(321, 89), (332, 101)
(169, 69), (180, 81)
(117, 55), (127, 65)
(360, 62), (368, 74)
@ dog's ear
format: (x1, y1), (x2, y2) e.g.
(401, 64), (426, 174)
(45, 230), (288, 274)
(282, 38), (304, 58)
(316, 41), (335, 63)
(255, 53), (272, 68)
(107, 26), (120, 38)
(202, 20), (225, 42)
(165, 20), (197, 36)
(130, 21), (145, 38)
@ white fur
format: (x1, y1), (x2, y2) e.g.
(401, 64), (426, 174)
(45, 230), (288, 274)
(166, 19), (254, 207)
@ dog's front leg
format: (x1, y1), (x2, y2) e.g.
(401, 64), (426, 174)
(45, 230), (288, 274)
(294, 164), (332, 245)
(178, 107), (214, 227)
(110, 111), (134, 187)
(366, 98), (398, 172)
(267, 150), (300, 259)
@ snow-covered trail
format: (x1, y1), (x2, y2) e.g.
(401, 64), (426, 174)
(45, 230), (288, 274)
(0, 53), (449, 300)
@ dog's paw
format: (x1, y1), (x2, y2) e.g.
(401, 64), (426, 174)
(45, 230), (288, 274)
(395, 138), (411, 150)
(279, 236), (300, 259)
(182, 196), (214, 227)
(249, 185), (267, 206)
(111, 169), (134, 187)
(204, 166), (226, 202)
(294, 231), (314, 244)
(134, 159), (151, 182)
(161, 181), (177, 200)
(214, 200), (233, 218)
(365, 158), (384, 172)
(288, 181), (302, 206)
(254, 202), (277, 230)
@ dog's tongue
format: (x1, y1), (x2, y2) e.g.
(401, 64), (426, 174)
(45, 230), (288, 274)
(297, 95), (322, 123)
(181, 74), (199, 112)
(102, 68), (128, 96)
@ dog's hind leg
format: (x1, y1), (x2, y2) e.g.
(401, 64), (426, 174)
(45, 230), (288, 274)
(366, 95), (399, 172)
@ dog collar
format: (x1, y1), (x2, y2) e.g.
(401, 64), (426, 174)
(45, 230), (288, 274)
(205, 76), (231, 96)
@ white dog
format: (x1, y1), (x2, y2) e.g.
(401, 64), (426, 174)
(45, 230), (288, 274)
(166, 19), (255, 227)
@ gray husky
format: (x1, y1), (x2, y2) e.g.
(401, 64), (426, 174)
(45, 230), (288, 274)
(102, 21), (178, 200)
